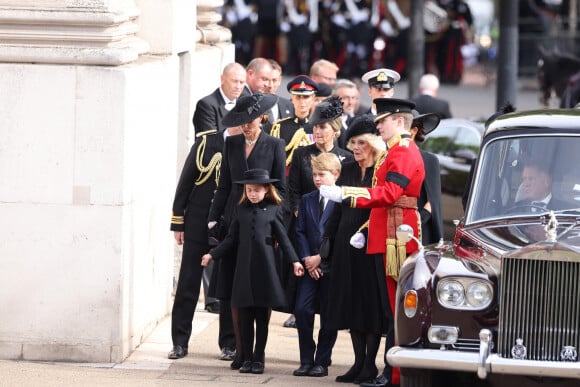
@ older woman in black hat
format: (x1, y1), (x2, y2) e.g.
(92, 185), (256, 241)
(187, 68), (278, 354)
(410, 111), (444, 244)
(322, 114), (389, 384)
(207, 92), (287, 369)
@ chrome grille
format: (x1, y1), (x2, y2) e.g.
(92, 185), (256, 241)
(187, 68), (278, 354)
(498, 258), (580, 360)
(451, 338), (480, 351)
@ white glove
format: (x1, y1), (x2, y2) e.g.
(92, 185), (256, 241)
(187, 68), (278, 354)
(289, 13), (308, 26)
(280, 21), (291, 33)
(350, 232), (366, 249)
(331, 14), (348, 28)
(208, 221), (217, 230)
(319, 185), (342, 203)
(380, 19), (397, 37)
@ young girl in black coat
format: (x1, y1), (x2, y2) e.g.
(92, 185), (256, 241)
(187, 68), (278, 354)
(202, 169), (304, 374)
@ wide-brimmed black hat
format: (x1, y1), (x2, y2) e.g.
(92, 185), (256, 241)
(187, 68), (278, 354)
(235, 169), (279, 185)
(309, 96), (344, 125)
(373, 98), (415, 122)
(221, 92), (278, 127)
(345, 114), (378, 142)
(411, 110), (441, 135)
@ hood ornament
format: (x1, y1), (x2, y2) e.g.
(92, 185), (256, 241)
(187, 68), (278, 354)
(511, 338), (527, 360)
(545, 211), (558, 242)
(561, 346), (577, 361)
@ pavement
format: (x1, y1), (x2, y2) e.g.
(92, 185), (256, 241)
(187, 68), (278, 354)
(0, 303), (362, 386)
(0, 68), (554, 386)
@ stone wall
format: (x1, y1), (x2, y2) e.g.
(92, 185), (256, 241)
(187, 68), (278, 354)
(0, 0), (234, 362)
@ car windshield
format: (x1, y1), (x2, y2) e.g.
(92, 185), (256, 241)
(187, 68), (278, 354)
(467, 134), (580, 223)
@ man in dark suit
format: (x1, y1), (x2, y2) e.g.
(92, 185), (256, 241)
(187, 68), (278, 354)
(517, 162), (569, 212)
(409, 73), (452, 119)
(192, 62), (246, 135)
(265, 59), (294, 126)
(333, 79), (361, 149)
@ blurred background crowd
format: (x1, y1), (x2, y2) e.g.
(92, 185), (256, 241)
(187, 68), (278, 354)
(219, 0), (580, 83)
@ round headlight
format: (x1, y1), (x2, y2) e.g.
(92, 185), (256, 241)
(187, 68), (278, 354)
(437, 280), (465, 307)
(466, 281), (493, 309)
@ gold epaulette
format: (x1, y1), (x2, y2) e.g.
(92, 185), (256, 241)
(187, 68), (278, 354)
(195, 132), (222, 186)
(372, 150), (387, 188)
(269, 117), (292, 138)
(196, 129), (218, 137)
(285, 128), (311, 166)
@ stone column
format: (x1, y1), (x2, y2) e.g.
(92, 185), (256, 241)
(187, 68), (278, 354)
(195, 0), (231, 44)
(0, 0), (149, 65)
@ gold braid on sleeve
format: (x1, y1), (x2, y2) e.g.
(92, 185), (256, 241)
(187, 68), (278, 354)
(194, 134), (222, 186)
(285, 128), (311, 166)
(269, 122), (281, 138)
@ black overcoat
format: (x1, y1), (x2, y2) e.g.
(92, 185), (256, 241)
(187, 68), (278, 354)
(210, 201), (299, 308)
(324, 161), (389, 333)
(419, 149), (444, 244)
(207, 132), (287, 299)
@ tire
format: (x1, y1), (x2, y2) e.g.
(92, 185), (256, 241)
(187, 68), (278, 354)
(400, 368), (432, 387)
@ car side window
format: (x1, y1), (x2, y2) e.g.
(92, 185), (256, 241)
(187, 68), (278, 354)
(452, 128), (481, 157)
(422, 125), (457, 154)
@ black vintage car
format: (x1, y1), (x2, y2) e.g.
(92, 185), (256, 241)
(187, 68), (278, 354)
(388, 109), (580, 387)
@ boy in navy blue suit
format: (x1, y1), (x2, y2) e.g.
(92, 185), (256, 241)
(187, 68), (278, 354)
(292, 152), (341, 378)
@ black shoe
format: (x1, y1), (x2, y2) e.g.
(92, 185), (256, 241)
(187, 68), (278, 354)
(219, 346), (235, 361)
(354, 365), (378, 384)
(293, 364), (313, 376)
(167, 345), (188, 359)
(239, 360), (252, 373)
(360, 374), (390, 387)
(335, 364), (362, 383)
(251, 361), (265, 374)
(307, 364), (328, 377)
(282, 314), (296, 328)
(205, 302), (220, 314)
(230, 357), (243, 370)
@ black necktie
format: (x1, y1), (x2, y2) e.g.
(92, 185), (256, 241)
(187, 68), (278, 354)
(319, 197), (325, 219)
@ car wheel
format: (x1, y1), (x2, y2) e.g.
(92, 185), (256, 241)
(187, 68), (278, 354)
(400, 368), (432, 387)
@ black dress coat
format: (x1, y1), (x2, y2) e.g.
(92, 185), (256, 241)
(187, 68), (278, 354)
(287, 143), (354, 214)
(192, 88), (231, 134)
(409, 94), (452, 119)
(209, 201), (299, 308)
(419, 149), (444, 244)
(207, 132), (287, 299)
(324, 161), (389, 333)
(264, 97), (294, 128)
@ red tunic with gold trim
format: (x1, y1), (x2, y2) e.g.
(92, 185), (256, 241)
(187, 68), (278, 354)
(342, 134), (424, 279)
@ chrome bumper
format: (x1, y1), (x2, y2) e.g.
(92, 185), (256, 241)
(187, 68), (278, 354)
(387, 330), (580, 380)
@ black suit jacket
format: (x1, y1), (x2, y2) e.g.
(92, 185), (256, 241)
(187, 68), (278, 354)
(288, 143), (353, 213)
(410, 94), (452, 119)
(264, 96), (294, 128)
(419, 149), (444, 244)
(192, 88), (230, 134)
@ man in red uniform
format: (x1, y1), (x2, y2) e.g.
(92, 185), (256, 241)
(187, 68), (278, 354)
(320, 98), (424, 387)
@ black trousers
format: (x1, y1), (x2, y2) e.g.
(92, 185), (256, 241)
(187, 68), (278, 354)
(171, 238), (235, 349)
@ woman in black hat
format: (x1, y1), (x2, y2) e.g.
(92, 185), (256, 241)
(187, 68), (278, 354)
(323, 114), (389, 384)
(410, 111), (444, 245)
(207, 92), (287, 369)
(202, 169), (304, 374)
